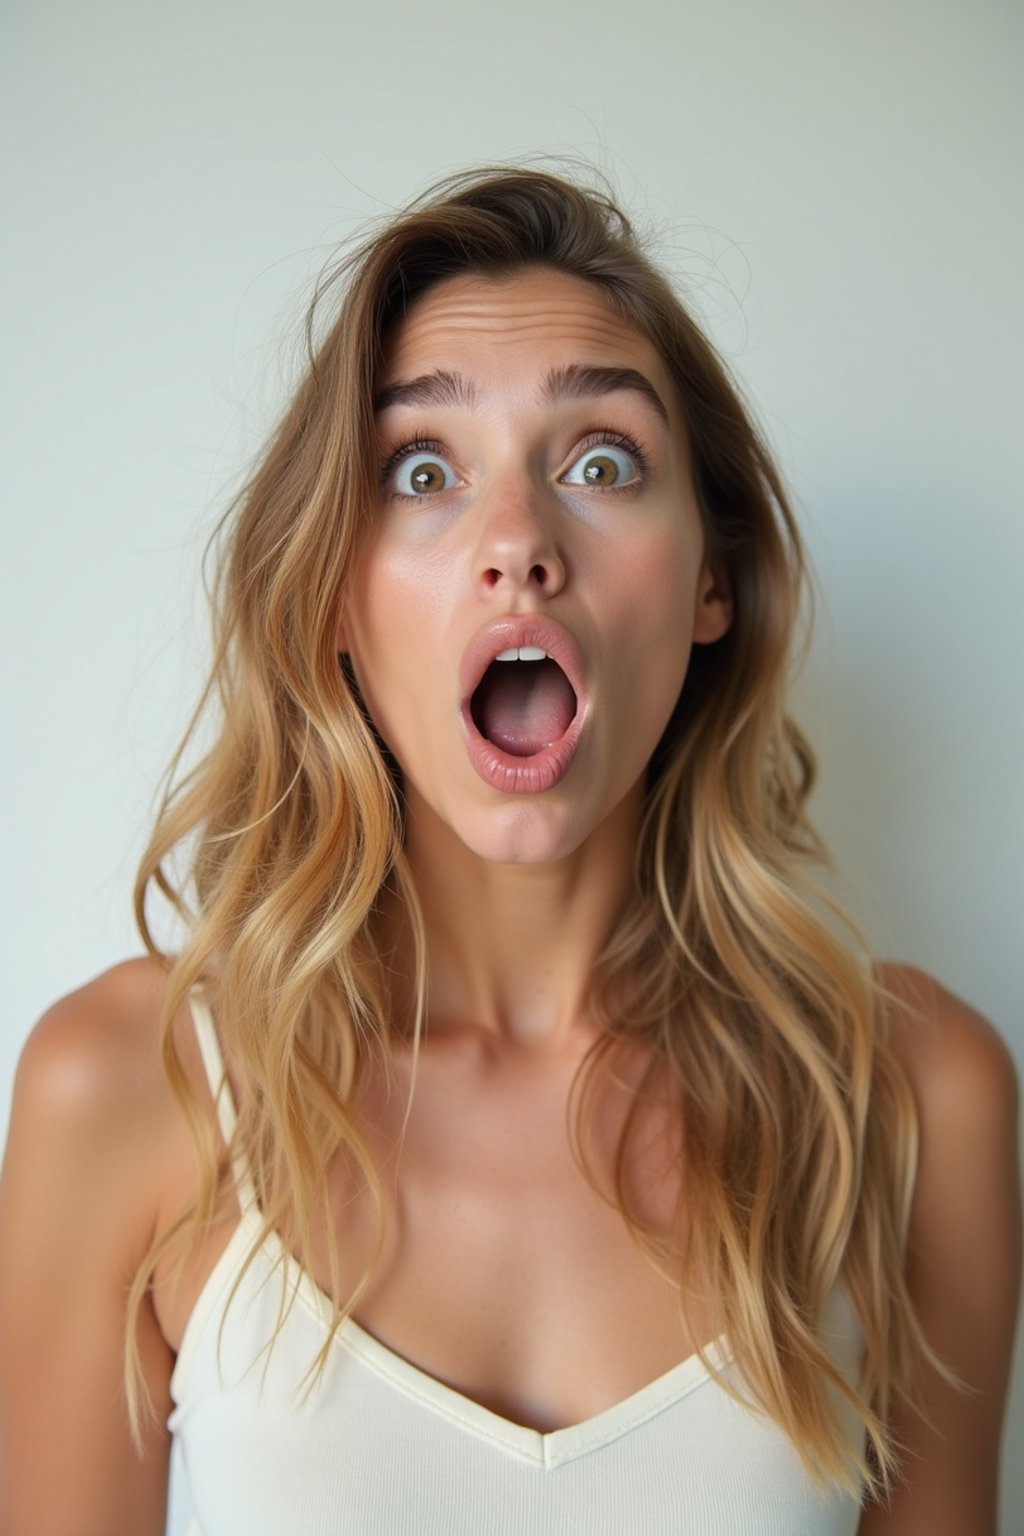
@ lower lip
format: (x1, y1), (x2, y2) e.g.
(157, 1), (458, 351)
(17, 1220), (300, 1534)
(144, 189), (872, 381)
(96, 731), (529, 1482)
(460, 706), (585, 795)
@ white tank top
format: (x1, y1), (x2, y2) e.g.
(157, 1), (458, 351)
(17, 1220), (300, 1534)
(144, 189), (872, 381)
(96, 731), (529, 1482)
(168, 991), (867, 1535)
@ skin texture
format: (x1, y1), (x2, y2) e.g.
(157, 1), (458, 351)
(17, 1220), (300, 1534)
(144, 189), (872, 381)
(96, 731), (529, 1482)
(340, 269), (731, 1042)
(858, 966), (1021, 1534)
(0, 272), (1019, 1535)
(349, 267), (729, 854)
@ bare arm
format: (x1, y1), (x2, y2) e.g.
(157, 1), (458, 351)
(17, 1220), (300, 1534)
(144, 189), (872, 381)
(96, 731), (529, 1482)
(858, 965), (1022, 1535)
(0, 972), (175, 1536)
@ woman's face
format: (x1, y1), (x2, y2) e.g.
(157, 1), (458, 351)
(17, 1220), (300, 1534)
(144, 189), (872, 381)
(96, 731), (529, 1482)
(339, 267), (731, 866)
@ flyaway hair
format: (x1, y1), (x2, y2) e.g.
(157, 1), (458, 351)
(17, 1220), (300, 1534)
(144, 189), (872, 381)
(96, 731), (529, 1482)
(127, 162), (947, 1495)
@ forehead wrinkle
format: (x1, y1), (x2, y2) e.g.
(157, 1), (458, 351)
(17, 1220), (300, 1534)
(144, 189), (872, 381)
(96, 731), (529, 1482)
(381, 282), (653, 362)
(376, 275), (679, 428)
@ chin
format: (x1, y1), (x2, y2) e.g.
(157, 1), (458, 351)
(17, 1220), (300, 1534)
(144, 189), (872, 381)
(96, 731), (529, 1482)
(447, 796), (601, 867)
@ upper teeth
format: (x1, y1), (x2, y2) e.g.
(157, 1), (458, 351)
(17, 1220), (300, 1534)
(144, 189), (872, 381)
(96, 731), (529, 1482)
(495, 646), (549, 662)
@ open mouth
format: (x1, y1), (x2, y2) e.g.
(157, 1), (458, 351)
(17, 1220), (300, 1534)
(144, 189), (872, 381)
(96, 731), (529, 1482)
(469, 649), (579, 758)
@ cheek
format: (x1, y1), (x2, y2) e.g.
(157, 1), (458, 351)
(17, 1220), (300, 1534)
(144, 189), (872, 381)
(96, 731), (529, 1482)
(342, 544), (445, 753)
(606, 537), (698, 740)
(352, 532), (450, 642)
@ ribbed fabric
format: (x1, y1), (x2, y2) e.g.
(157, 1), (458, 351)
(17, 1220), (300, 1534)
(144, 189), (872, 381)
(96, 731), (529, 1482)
(168, 991), (866, 1535)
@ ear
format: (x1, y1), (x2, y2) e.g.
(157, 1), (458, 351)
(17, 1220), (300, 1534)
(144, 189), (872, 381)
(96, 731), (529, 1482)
(692, 556), (733, 645)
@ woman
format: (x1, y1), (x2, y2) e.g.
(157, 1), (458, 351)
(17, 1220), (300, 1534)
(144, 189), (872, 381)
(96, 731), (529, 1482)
(0, 166), (1019, 1535)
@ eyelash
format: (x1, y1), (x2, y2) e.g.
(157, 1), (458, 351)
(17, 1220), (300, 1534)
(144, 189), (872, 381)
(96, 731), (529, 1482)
(378, 426), (652, 498)
(378, 435), (449, 488)
(573, 428), (652, 485)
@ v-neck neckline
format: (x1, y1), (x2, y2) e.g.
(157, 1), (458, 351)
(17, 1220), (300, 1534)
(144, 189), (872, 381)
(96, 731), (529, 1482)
(261, 1221), (733, 1469)
(179, 991), (735, 1468)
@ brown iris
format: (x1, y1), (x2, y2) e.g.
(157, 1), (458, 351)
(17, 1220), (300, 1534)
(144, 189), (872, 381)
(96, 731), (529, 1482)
(582, 454), (621, 486)
(410, 461), (448, 493)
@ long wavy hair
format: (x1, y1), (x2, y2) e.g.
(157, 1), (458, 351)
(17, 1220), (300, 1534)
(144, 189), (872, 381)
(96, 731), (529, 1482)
(127, 163), (941, 1495)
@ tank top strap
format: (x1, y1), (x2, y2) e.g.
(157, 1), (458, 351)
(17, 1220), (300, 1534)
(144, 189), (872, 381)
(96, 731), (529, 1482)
(187, 986), (259, 1215)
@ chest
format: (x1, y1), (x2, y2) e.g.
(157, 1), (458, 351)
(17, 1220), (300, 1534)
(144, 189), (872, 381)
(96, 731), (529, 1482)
(168, 1245), (865, 1536)
(351, 1035), (716, 1416)
(351, 1071), (713, 1426)
(157, 1037), (714, 1433)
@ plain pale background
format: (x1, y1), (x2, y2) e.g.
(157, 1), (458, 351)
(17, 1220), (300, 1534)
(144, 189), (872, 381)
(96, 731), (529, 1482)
(2, 0), (1021, 1530)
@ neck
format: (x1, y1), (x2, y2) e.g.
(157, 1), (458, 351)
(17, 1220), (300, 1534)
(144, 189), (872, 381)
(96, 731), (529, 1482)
(386, 784), (644, 1055)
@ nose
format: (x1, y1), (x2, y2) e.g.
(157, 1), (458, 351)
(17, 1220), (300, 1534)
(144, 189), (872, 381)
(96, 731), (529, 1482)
(473, 478), (566, 600)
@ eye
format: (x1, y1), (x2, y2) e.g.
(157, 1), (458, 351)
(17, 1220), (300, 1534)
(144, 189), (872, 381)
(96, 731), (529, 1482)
(561, 436), (646, 491)
(384, 444), (460, 498)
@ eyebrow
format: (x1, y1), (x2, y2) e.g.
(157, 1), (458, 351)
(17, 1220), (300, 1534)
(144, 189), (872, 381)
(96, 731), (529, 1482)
(374, 363), (670, 429)
(542, 364), (671, 429)
(374, 368), (473, 414)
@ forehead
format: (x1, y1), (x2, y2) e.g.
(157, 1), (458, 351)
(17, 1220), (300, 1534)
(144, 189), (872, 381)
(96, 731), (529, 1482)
(380, 268), (675, 403)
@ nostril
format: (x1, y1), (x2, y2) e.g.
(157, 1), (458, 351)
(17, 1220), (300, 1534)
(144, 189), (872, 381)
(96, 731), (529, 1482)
(483, 563), (554, 590)
(477, 547), (566, 594)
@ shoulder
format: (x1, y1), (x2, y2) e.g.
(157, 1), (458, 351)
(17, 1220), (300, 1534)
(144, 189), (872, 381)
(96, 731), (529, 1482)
(864, 963), (1021, 1522)
(16, 956), (168, 1106)
(1, 969), (188, 1530)
(11, 959), (179, 1167)
(864, 962), (1020, 1527)
(5, 957), (198, 1246)
(873, 960), (1019, 1259)
(873, 960), (1019, 1149)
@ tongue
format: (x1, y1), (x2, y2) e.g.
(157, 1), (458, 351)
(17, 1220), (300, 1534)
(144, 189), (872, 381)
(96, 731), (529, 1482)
(472, 659), (577, 757)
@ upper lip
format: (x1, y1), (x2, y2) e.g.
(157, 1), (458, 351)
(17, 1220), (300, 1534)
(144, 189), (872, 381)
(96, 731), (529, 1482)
(459, 616), (587, 717)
